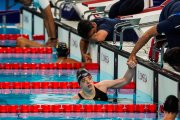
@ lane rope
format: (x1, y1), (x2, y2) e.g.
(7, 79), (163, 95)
(0, 104), (157, 113)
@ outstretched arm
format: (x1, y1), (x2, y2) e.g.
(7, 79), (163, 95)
(98, 67), (135, 90)
(111, 68), (135, 88)
(80, 39), (92, 62)
(127, 25), (159, 65)
(72, 94), (80, 99)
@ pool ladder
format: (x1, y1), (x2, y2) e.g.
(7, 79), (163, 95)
(151, 35), (168, 68)
(113, 20), (167, 68)
(113, 21), (143, 50)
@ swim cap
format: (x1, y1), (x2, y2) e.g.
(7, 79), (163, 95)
(164, 95), (179, 113)
(76, 68), (91, 84)
(56, 42), (69, 57)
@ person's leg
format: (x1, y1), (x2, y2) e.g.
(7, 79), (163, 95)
(16, 37), (45, 47)
(108, 0), (124, 18)
(118, 0), (144, 16)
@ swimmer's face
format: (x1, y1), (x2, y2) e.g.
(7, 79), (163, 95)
(87, 22), (97, 40)
(80, 75), (94, 90)
(18, 0), (32, 6)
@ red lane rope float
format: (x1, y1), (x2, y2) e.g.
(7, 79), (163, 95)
(0, 63), (99, 70)
(0, 34), (29, 40)
(33, 34), (45, 40)
(0, 34), (45, 40)
(0, 82), (135, 89)
(0, 104), (157, 113)
(0, 47), (52, 54)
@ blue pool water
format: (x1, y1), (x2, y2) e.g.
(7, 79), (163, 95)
(0, 27), (21, 46)
(0, 27), (45, 46)
(0, 28), (179, 120)
(0, 53), (57, 63)
(0, 27), (21, 34)
(0, 41), (16, 47)
(0, 113), (158, 120)
(0, 68), (161, 119)
(0, 68), (161, 120)
(0, 40), (45, 47)
(0, 69), (99, 82)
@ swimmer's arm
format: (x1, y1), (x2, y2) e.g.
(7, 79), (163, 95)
(99, 68), (135, 89)
(129, 25), (159, 57)
(90, 30), (108, 42)
(72, 94), (80, 99)
(80, 39), (89, 54)
(80, 39), (90, 62)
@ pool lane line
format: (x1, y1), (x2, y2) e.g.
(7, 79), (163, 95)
(0, 63), (99, 69)
(0, 104), (158, 113)
(0, 82), (135, 89)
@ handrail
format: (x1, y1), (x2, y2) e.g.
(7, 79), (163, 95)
(54, 0), (62, 19)
(113, 21), (131, 45)
(83, 9), (96, 18)
(113, 21), (143, 50)
(152, 37), (168, 68)
(120, 25), (141, 50)
(160, 42), (168, 68)
(87, 11), (105, 20)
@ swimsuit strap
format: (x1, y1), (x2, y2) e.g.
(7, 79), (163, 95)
(78, 93), (84, 99)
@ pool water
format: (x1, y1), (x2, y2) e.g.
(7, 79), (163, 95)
(0, 27), (45, 46)
(0, 69), (99, 82)
(0, 89), (151, 104)
(0, 52), (177, 120)
(0, 53), (57, 63)
(0, 113), (158, 120)
(0, 68), (160, 120)
(0, 28), (179, 120)
(0, 27), (21, 34)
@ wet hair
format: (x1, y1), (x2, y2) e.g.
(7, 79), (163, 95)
(77, 20), (93, 39)
(56, 42), (69, 57)
(163, 47), (180, 72)
(164, 47), (180, 66)
(164, 95), (179, 113)
(76, 68), (91, 85)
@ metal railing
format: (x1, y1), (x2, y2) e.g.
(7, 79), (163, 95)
(113, 21), (143, 50)
(152, 36), (168, 68)
(53, 0), (107, 21)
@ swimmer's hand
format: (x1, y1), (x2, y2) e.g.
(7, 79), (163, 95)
(46, 38), (58, 47)
(83, 54), (92, 63)
(72, 94), (80, 99)
(127, 54), (137, 69)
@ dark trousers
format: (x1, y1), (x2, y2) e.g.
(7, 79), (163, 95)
(108, 0), (144, 18)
